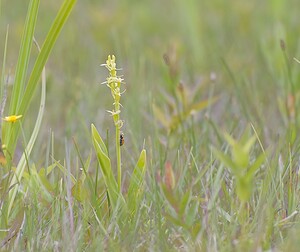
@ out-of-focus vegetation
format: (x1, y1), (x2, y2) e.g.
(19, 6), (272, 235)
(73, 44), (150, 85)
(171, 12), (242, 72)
(1, 0), (300, 250)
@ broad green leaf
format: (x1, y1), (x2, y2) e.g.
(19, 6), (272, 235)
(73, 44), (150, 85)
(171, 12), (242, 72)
(91, 124), (124, 210)
(91, 124), (108, 156)
(91, 124), (113, 178)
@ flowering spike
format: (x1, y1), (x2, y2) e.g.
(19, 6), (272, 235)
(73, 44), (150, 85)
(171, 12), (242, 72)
(101, 55), (125, 191)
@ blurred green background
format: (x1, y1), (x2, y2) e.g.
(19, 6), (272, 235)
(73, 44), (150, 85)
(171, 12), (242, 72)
(0, 0), (299, 161)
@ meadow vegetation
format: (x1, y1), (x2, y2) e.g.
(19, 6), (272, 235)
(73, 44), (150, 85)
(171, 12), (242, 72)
(1, 0), (300, 251)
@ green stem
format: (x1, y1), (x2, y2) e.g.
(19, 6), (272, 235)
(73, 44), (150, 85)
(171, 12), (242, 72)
(115, 103), (121, 192)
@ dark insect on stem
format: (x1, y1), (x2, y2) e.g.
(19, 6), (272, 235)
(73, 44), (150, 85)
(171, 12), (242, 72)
(120, 132), (124, 146)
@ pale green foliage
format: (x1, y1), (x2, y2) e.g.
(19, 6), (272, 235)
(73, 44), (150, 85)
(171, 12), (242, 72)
(213, 127), (266, 202)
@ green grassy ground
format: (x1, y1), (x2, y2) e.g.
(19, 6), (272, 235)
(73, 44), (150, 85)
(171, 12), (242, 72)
(1, 0), (300, 251)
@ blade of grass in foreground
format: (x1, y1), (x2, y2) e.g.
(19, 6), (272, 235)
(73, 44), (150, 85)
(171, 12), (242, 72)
(4, 0), (77, 158)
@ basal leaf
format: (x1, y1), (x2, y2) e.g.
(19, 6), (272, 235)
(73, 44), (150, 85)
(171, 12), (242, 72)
(91, 124), (124, 210)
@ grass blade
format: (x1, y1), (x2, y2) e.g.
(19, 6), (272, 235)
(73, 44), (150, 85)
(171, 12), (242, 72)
(8, 0), (39, 115)
(4, 0), (77, 156)
(127, 149), (147, 215)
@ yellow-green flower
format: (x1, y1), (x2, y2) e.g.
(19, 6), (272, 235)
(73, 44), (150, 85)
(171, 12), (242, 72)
(3, 115), (23, 123)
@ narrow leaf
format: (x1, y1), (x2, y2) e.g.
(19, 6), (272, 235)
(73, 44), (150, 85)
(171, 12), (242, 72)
(179, 190), (191, 216)
(9, 0), (40, 114)
(127, 149), (146, 214)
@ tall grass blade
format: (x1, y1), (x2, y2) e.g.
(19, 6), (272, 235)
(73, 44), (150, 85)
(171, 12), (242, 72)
(4, 0), (77, 156)
(3, 0), (39, 156)
(18, 0), (77, 115)
(8, 0), (39, 115)
(1, 25), (9, 109)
